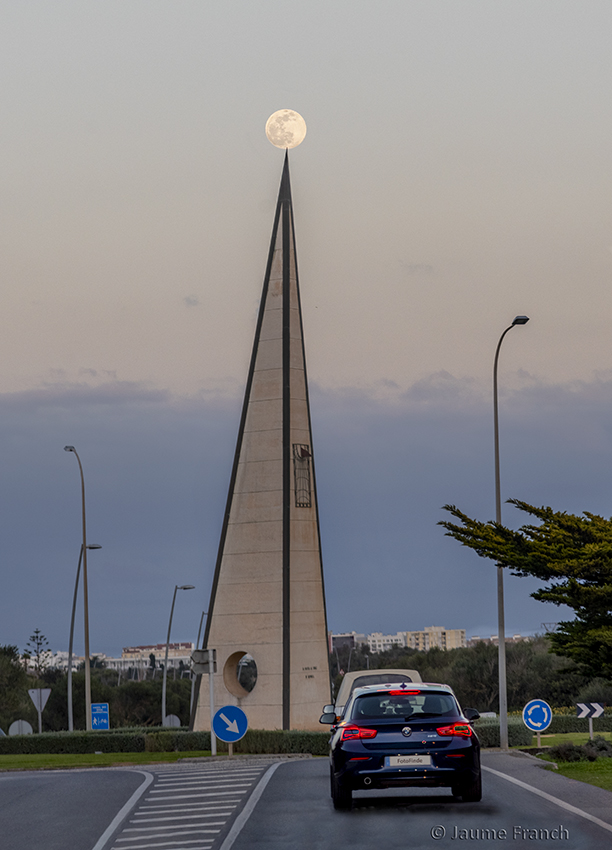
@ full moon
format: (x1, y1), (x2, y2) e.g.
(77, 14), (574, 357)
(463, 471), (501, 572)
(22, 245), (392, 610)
(265, 110), (307, 149)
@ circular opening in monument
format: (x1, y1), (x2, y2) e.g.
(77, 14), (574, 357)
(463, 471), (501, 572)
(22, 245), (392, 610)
(223, 651), (258, 698)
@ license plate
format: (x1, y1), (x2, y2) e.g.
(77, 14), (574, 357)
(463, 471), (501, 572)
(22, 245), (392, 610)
(385, 755), (431, 767)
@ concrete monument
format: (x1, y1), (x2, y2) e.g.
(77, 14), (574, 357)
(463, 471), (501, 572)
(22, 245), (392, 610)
(194, 115), (331, 731)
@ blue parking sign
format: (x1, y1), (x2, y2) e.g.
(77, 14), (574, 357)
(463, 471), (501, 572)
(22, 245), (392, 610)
(212, 705), (248, 743)
(91, 702), (110, 730)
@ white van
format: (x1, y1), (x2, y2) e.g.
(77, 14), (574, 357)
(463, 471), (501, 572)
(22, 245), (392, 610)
(332, 668), (422, 718)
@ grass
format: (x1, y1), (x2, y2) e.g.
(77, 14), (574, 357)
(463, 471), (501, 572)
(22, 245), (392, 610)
(550, 759), (612, 793)
(0, 751), (212, 771)
(528, 731), (612, 748)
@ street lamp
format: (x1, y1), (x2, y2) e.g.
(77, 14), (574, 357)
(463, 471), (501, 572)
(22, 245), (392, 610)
(190, 610), (208, 715)
(493, 315), (529, 749)
(162, 584), (195, 725)
(67, 543), (101, 731)
(64, 445), (94, 731)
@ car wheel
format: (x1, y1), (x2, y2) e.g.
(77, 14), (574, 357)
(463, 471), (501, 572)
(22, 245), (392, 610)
(454, 771), (482, 802)
(331, 771), (352, 810)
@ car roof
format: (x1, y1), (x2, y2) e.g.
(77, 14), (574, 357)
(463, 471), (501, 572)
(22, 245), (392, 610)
(352, 682), (454, 698)
(334, 669), (422, 707)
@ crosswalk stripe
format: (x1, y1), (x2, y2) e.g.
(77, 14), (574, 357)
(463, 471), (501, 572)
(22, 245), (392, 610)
(123, 820), (225, 834)
(107, 762), (275, 850)
(132, 814), (235, 823)
(145, 792), (245, 801)
(116, 830), (221, 842)
(112, 841), (214, 850)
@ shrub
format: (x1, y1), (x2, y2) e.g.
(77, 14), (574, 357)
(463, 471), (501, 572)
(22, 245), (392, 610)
(549, 737), (612, 762)
(473, 717), (533, 748)
(0, 727), (327, 755)
(549, 741), (586, 762)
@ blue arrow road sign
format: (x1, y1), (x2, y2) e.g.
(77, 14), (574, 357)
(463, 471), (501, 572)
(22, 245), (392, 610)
(522, 699), (552, 732)
(91, 702), (110, 730)
(212, 705), (248, 743)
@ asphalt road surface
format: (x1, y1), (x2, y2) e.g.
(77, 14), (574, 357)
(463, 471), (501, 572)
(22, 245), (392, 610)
(0, 767), (143, 850)
(231, 753), (612, 850)
(2, 753), (612, 850)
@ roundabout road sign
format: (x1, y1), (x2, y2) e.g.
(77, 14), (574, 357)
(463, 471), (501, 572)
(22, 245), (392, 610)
(212, 705), (248, 743)
(522, 699), (552, 732)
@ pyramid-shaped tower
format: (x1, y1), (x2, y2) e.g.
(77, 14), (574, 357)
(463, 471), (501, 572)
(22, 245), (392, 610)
(194, 153), (331, 731)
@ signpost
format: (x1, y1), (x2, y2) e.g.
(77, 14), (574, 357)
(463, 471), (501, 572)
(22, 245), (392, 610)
(576, 702), (604, 739)
(91, 702), (110, 730)
(28, 688), (51, 734)
(212, 705), (248, 757)
(522, 699), (552, 747)
(191, 648), (217, 755)
(8, 720), (33, 736)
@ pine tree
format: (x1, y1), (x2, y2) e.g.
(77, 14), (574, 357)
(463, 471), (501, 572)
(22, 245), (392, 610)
(440, 500), (612, 678)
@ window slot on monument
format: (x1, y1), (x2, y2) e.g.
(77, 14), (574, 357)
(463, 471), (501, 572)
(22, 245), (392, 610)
(293, 444), (312, 507)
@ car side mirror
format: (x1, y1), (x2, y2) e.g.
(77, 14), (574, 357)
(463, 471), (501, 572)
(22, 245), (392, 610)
(319, 712), (336, 725)
(322, 705), (335, 714)
(464, 708), (480, 722)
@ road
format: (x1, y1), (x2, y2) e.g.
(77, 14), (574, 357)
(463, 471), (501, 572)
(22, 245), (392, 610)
(0, 767), (143, 850)
(2, 753), (612, 850)
(231, 753), (612, 850)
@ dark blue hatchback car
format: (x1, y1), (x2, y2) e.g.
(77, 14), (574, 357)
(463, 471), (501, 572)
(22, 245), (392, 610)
(320, 682), (481, 810)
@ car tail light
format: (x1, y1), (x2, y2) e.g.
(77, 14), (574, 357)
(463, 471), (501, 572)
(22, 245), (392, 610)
(340, 725), (378, 741)
(388, 689), (421, 695)
(436, 723), (473, 737)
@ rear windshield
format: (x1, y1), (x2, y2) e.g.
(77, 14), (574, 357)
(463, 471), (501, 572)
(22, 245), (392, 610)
(353, 692), (457, 720)
(348, 674), (413, 699)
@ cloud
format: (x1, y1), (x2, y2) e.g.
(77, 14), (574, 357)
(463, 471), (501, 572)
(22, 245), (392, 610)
(0, 380), (172, 412)
(184, 295), (200, 308)
(1, 372), (610, 656)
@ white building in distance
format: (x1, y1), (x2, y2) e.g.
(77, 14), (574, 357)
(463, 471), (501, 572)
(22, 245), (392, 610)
(330, 627), (467, 654)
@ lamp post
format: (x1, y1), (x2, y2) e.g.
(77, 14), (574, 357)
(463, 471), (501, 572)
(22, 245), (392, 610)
(64, 446), (94, 731)
(67, 543), (101, 731)
(493, 315), (529, 749)
(347, 646), (354, 673)
(162, 584), (195, 725)
(190, 610), (208, 714)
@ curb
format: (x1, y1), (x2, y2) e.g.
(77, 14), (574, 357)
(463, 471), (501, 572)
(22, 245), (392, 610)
(177, 753), (313, 764)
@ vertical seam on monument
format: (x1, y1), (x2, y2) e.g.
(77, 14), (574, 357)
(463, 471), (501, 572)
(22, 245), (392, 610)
(290, 201), (333, 703)
(282, 152), (291, 730)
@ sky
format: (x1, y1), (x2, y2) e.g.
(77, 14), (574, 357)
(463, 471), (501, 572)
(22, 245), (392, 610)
(1, 1), (612, 658)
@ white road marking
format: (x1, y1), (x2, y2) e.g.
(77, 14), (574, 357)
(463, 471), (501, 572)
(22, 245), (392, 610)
(116, 830), (221, 842)
(92, 771), (154, 850)
(482, 765), (612, 835)
(136, 805), (237, 813)
(151, 780), (253, 794)
(106, 764), (268, 850)
(157, 772), (261, 781)
(155, 777), (257, 781)
(218, 763), (282, 850)
(146, 791), (247, 801)
(155, 771), (260, 781)
(113, 842), (213, 850)
(123, 815), (225, 835)
(132, 814), (233, 823)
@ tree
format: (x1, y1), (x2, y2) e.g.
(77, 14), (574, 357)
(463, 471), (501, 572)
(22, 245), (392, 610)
(440, 500), (612, 678)
(25, 629), (50, 676)
(0, 645), (32, 731)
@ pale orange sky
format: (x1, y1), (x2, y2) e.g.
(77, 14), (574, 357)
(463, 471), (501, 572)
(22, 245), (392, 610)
(0, 1), (611, 400)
